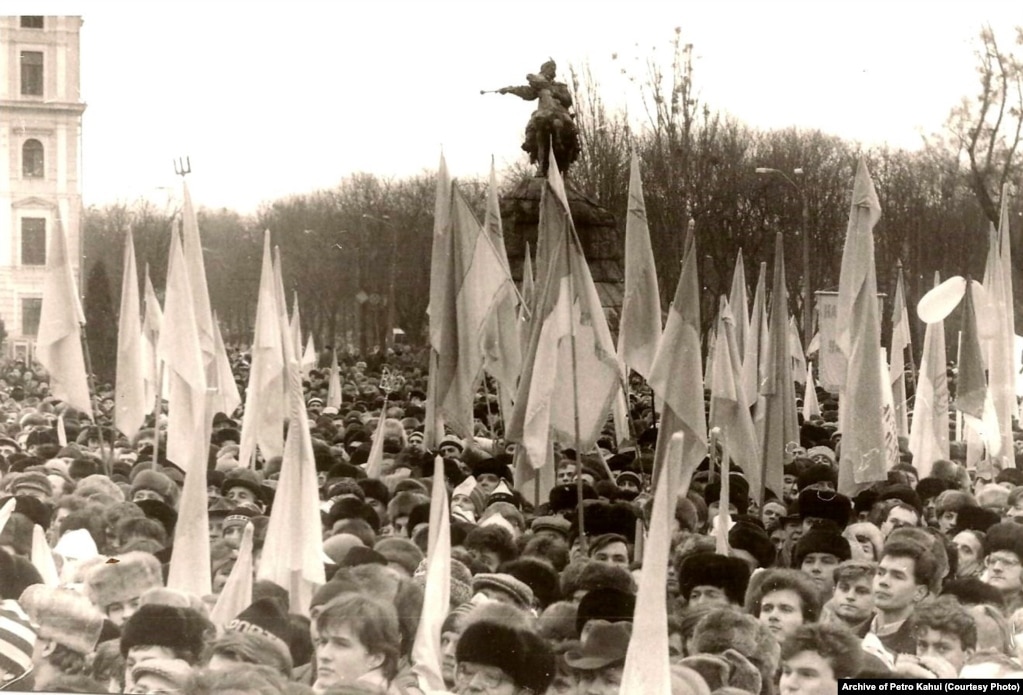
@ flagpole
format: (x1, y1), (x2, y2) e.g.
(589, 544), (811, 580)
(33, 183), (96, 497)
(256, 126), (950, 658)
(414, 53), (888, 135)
(153, 362), (164, 467)
(565, 185), (587, 556)
(78, 323), (111, 476)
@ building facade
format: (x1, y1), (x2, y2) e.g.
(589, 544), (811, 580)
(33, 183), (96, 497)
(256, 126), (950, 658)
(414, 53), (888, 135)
(0, 15), (85, 360)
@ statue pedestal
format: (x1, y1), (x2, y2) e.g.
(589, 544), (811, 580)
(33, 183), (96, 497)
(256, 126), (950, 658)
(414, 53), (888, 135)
(500, 177), (623, 326)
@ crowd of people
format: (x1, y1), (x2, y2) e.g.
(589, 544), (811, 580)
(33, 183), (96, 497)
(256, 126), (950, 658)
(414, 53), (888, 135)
(1, 348), (1022, 695)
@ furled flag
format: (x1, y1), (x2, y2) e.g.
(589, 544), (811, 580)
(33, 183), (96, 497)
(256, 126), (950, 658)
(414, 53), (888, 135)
(326, 347), (343, 409)
(619, 432), (678, 694)
(506, 157), (620, 470)
(425, 153), (453, 449)
(984, 184), (1016, 467)
(258, 294), (327, 614)
(115, 229), (146, 438)
(411, 455), (452, 691)
(210, 523), (254, 629)
(160, 231), (211, 598)
(709, 297), (761, 496)
(730, 249), (749, 357)
(803, 361), (821, 421)
(238, 232), (285, 468)
(741, 262), (768, 409)
(141, 264), (164, 410)
(955, 280), (1002, 458)
(180, 181), (215, 367)
(754, 234), (799, 501)
(908, 273), (950, 478)
(889, 261), (913, 437)
(480, 158), (524, 421)
(618, 152), (663, 379)
(31, 525), (59, 587)
(302, 334), (317, 374)
(36, 209), (92, 419)
(211, 312), (242, 418)
(789, 316), (806, 385)
(364, 407), (388, 479)
(835, 160), (887, 495)
(647, 221), (708, 497)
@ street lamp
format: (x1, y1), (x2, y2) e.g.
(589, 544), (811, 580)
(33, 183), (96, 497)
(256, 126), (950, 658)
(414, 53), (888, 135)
(362, 214), (398, 352)
(755, 167), (810, 348)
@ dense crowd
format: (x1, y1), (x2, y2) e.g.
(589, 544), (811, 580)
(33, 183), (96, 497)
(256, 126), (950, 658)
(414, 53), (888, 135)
(1, 349), (1022, 695)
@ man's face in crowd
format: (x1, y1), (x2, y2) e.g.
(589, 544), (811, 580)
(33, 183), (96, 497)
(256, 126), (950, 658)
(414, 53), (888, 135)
(984, 550), (1023, 593)
(225, 485), (260, 509)
(761, 501), (786, 529)
(477, 473), (501, 496)
(392, 515), (410, 538)
(222, 523), (246, 549)
(107, 595), (143, 628)
(954, 532), (983, 576)
(916, 628), (971, 673)
(782, 474), (798, 502)
(874, 554), (924, 614)
(938, 510), (958, 535)
(123, 645), (179, 692)
(759, 588), (804, 641)
(688, 585), (730, 608)
(832, 575), (874, 625)
(576, 663), (624, 695)
(315, 621), (383, 689)
(779, 650), (836, 695)
(132, 489), (165, 505)
(801, 553), (840, 594)
(408, 436), (425, 454)
(592, 541), (629, 568)
(0, 441), (17, 457)
(881, 506), (919, 537)
(454, 661), (521, 695)
(556, 463), (578, 486)
(209, 516), (225, 543)
(440, 444), (461, 459)
(468, 548), (502, 572)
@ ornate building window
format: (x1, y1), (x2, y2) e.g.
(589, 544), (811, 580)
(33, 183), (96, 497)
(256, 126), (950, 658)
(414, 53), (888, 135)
(21, 218), (47, 266)
(23, 139), (44, 178)
(20, 51), (43, 96)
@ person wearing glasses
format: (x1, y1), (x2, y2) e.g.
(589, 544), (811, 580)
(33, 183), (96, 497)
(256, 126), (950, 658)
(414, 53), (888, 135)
(981, 522), (1023, 615)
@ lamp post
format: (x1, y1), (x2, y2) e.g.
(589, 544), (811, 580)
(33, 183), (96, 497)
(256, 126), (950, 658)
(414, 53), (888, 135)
(755, 167), (810, 347)
(362, 213), (398, 352)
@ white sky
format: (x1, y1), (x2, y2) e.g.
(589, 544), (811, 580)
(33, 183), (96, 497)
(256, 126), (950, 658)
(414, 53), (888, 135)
(12, 0), (1023, 213)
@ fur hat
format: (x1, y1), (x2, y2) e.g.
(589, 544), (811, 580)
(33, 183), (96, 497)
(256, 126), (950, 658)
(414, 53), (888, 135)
(691, 608), (766, 663)
(471, 573), (535, 610)
(677, 553), (750, 605)
(575, 588), (635, 636)
(703, 473), (750, 515)
(220, 468), (263, 500)
(548, 483), (598, 513)
(984, 522), (1023, 559)
(84, 552), (164, 610)
(119, 604), (206, 659)
(794, 526), (852, 566)
(374, 537), (424, 576)
(877, 484), (923, 517)
(728, 521), (776, 568)
(797, 487), (852, 528)
(471, 457), (513, 483)
(322, 533), (365, 565)
(130, 470), (179, 507)
(18, 585), (105, 654)
(456, 621), (555, 693)
(955, 506), (1002, 534)
(134, 498), (178, 539)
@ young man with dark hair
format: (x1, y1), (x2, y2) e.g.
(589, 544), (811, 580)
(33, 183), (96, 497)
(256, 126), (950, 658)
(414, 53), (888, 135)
(825, 560), (876, 637)
(904, 596), (977, 674)
(869, 539), (937, 658)
(779, 623), (863, 695)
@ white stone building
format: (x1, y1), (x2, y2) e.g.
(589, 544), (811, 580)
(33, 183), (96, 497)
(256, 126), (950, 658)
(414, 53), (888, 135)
(0, 15), (85, 360)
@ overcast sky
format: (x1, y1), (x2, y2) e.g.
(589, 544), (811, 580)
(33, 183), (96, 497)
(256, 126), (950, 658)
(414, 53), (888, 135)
(13, 0), (1022, 213)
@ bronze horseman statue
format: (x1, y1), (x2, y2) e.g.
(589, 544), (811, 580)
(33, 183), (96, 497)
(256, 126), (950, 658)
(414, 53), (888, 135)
(485, 59), (581, 176)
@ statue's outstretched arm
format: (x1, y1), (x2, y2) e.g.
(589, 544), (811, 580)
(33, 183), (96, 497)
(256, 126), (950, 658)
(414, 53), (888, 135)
(498, 85), (539, 101)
